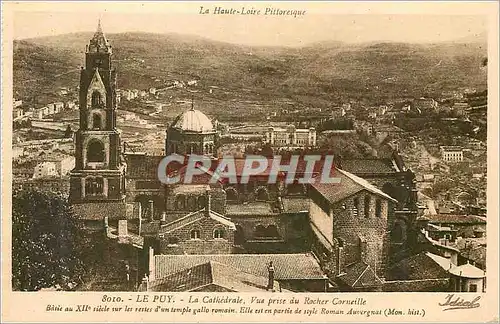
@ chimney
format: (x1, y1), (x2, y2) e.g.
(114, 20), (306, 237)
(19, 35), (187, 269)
(267, 261), (275, 291)
(160, 211), (167, 226)
(205, 190), (211, 217)
(148, 246), (155, 281)
(118, 220), (128, 244)
(103, 216), (109, 234)
(141, 274), (149, 292)
(149, 200), (154, 221)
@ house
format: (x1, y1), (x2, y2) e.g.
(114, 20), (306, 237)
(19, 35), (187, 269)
(440, 146), (464, 162)
(412, 98), (438, 112)
(425, 214), (486, 239)
(385, 252), (451, 292)
(265, 125), (316, 148)
(32, 161), (58, 179)
(158, 191), (236, 255)
(147, 251), (328, 292)
(308, 168), (398, 291)
(13, 99), (23, 108)
(449, 263), (486, 292)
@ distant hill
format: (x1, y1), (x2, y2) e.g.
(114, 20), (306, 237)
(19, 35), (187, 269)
(13, 32), (487, 109)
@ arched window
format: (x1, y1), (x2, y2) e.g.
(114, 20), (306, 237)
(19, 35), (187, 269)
(364, 196), (371, 218)
(213, 228), (225, 239)
(187, 196), (197, 211)
(190, 229), (201, 240)
(87, 140), (105, 163)
(353, 197), (360, 216)
(92, 113), (102, 130)
(197, 196), (206, 209)
(91, 91), (102, 107)
(175, 195), (186, 210)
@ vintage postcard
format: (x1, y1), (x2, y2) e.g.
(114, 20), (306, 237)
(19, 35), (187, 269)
(1, 1), (499, 323)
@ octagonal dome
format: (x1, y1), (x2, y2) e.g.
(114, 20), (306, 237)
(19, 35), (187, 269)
(171, 108), (214, 133)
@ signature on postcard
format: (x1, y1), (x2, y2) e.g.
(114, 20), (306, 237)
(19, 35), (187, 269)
(439, 294), (481, 311)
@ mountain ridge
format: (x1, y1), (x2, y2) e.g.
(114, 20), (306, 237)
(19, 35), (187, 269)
(13, 32), (487, 107)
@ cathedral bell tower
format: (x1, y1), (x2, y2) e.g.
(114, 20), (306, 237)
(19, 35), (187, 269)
(69, 20), (126, 203)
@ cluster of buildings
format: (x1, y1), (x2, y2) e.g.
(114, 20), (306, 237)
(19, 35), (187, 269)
(14, 22), (487, 293)
(13, 101), (78, 122)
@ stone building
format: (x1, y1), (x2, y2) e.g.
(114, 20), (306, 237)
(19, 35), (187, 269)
(265, 125), (316, 148)
(67, 21), (421, 292)
(165, 105), (217, 156)
(69, 20), (126, 207)
(308, 168), (398, 291)
(440, 146), (464, 162)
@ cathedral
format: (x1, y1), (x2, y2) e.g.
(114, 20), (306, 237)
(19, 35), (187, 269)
(69, 22), (419, 291)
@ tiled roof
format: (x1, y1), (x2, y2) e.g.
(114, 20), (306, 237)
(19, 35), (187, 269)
(312, 169), (397, 204)
(449, 264), (485, 279)
(337, 261), (382, 288)
(388, 252), (451, 281)
(71, 201), (127, 221)
(426, 214), (486, 224)
(154, 253), (325, 281)
(149, 261), (280, 292)
(126, 154), (165, 179)
(171, 184), (210, 195)
(426, 252), (453, 271)
(160, 209), (235, 234)
(456, 238), (486, 267)
(281, 198), (310, 213)
(226, 202), (276, 216)
(340, 159), (397, 175)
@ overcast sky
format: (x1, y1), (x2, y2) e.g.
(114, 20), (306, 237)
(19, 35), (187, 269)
(11, 2), (489, 46)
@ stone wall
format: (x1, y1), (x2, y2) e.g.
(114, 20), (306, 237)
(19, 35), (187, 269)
(331, 190), (390, 279)
(158, 215), (234, 255)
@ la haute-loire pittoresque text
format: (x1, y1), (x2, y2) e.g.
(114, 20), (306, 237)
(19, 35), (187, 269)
(199, 6), (306, 18)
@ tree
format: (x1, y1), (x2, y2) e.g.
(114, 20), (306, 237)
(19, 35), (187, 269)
(12, 189), (85, 291)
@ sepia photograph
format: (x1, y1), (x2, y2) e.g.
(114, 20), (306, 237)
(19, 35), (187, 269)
(2, 1), (499, 322)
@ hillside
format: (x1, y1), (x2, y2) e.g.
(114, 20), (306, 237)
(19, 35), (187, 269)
(13, 32), (487, 110)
